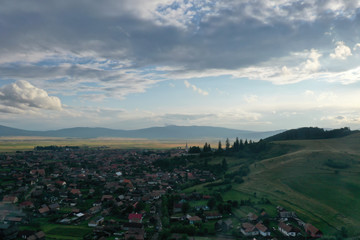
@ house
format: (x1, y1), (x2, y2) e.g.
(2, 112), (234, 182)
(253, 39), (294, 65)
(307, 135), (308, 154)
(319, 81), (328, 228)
(101, 195), (113, 202)
(187, 215), (202, 225)
(88, 216), (104, 227)
(123, 222), (144, 231)
(38, 206), (50, 215)
(255, 222), (270, 236)
(129, 213), (143, 223)
(2, 195), (18, 204)
(278, 222), (299, 237)
(30, 169), (45, 176)
(194, 205), (209, 211)
(279, 211), (296, 221)
(19, 201), (34, 209)
(48, 203), (60, 211)
(18, 230), (35, 239)
(215, 219), (233, 232)
(27, 231), (45, 240)
(4, 216), (23, 225)
(70, 189), (81, 196)
(240, 222), (259, 236)
(247, 212), (258, 222)
(173, 203), (183, 213)
(204, 211), (222, 220)
(55, 180), (66, 187)
(125, 228), (145, 240)
(305, 223), (323, 238)
(150, 206), (156, 214)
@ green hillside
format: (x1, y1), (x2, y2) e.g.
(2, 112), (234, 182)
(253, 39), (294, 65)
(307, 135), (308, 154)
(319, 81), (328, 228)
(240, 133), (360, 235)
(184, 133), (360, 236)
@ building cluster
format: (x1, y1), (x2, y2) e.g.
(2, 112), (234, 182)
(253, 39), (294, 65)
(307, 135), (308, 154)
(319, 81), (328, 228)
(0, 148), (215, 239)
(240, 206), (323, 239)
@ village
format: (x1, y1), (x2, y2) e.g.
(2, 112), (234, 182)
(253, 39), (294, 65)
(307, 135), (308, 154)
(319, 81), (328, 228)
(0, 146), (323, 240)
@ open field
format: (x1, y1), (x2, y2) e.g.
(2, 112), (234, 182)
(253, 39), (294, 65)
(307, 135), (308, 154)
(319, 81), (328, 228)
(0, 136), (219, 152)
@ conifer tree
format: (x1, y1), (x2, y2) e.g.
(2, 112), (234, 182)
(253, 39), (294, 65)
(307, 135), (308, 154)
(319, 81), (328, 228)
(225, 138), (230, 151)
(218, 141), (222, 151)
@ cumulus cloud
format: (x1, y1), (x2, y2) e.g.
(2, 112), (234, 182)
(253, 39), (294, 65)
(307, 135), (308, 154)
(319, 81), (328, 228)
(184, 80), (208, 96)
(330, 41), (352, 60)
(0, 80), (62, 112)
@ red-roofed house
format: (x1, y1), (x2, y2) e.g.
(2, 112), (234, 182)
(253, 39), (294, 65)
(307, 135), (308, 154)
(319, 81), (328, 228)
(2, 195), (18, 204)
(70, 189), (81, 196)
(255, 222), (270, 237)
(19, 201), (34, 209)
(241, 222), (259, 236)
(187, 215), (202, 225)
(55, 180), (66, 186)
(128, 213), (143, 223)
(278, 222), (299, 237)
(204, 211), (222, 220)
(101, 195), (113, 202)
(305, 223), (323, 238)
(38, 205), (50, 215)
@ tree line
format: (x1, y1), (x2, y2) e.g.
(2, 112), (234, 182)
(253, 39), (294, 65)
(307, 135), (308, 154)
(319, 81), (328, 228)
(188, 137), (268, 155)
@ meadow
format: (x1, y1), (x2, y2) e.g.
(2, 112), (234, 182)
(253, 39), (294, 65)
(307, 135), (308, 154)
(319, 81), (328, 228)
(0, 136), (218, 152)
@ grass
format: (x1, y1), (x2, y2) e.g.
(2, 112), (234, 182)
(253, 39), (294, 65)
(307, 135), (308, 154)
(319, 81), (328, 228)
(46, 226), (91, 239)
(20, 216), (92, 239)
(234, 134), (360, 236)
(0, 136), (218, 152)
(182, 133), (360, 236)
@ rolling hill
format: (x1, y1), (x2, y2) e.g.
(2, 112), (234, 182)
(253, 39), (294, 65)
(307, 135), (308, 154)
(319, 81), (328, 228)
(264, 126), (356, 141)
(238, 133), (360, 235)
(183, 132), (360, 236)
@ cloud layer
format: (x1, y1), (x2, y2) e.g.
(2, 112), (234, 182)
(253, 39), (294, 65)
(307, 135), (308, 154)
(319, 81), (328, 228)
(1, 1), (360, 130)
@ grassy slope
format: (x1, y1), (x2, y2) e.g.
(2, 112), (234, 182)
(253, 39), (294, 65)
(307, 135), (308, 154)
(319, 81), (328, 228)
(237, 133), (360, 235)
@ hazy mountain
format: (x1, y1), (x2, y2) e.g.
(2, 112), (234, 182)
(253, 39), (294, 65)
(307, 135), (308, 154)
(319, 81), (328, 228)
(0, 125), (284, 140)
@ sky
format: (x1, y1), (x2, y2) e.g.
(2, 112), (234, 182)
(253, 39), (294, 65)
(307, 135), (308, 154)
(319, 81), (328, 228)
(1, 0), (360, 131)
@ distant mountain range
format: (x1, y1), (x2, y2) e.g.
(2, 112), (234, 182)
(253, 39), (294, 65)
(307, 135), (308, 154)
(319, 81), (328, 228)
(0, 125), (284, 140)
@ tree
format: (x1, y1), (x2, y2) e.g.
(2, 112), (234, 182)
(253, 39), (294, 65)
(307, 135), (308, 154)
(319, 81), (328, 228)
(189, 146), (201, 153)
(203, 143), (211, 152)
(217, 141), (223, 152)
(233, 137), (240, 151)
(207, 198), (216, 210)
(225, 138), (230, 151)
(135, 201), (146, 212)
(239, 139), (244, 150)
(182, 202), (191, 214)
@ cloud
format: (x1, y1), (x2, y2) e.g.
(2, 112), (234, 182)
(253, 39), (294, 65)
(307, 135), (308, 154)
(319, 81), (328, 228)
(1, 0), (360, 131)
(305, 90), (315, 96)
(244, 95), (259, 104)
(330, 41), (352, 60)
(0, 80), (62, 112)
(184, 80), (208, 96)
(354, 43), (360, 51)
(170, 49), (323, 85)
